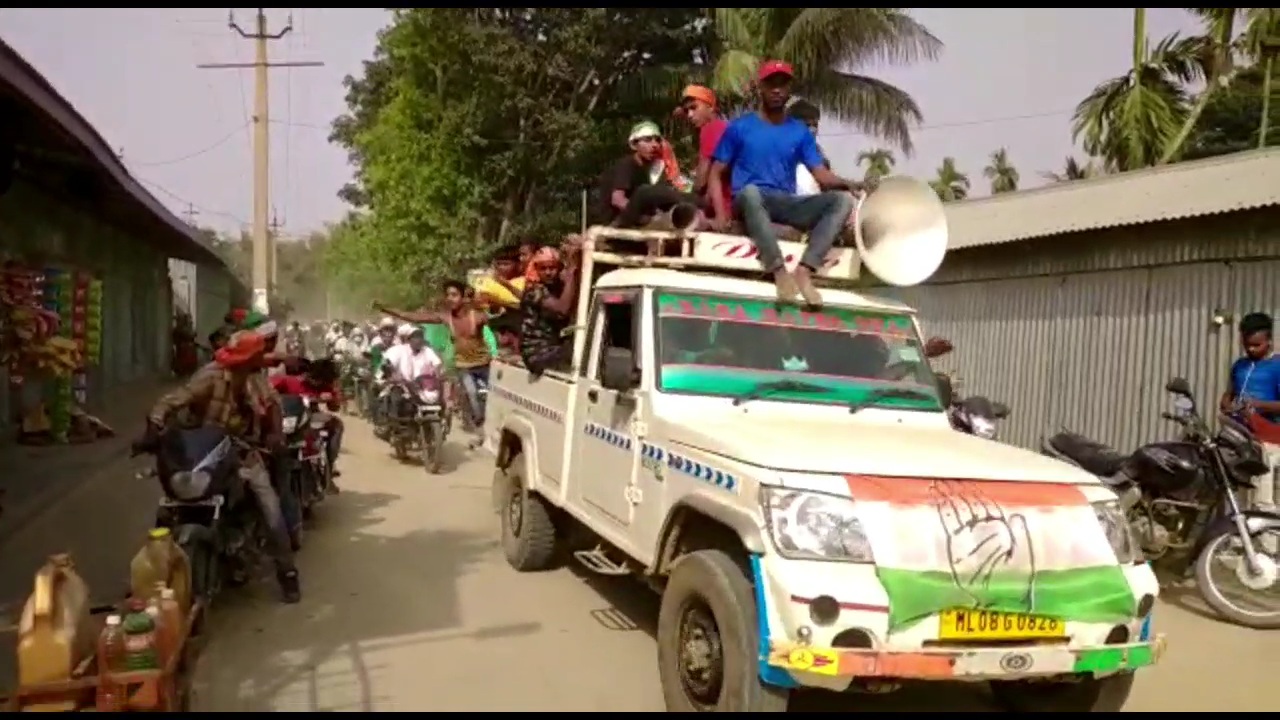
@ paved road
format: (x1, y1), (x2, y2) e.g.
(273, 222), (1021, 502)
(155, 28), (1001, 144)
(2, 419), (1272, 710)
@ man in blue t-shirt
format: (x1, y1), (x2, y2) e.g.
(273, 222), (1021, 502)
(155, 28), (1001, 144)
(1221, 311), (1280, 509)
(707, 60), (860, 306)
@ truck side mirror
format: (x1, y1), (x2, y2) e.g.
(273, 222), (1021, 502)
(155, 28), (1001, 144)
(601, 348), (638, 392)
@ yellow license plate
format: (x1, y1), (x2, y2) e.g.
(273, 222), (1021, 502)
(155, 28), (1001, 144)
(939, 609), (1065, 641)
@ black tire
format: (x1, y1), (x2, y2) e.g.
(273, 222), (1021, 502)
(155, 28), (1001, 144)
(421, 423), (445, 475)
(657, 550), (789, 712)
(1194, 527), (1280, 629)
(179, 539), (215, 636)
(990, 672), (1135, 712)
(498, 460), (559, 571)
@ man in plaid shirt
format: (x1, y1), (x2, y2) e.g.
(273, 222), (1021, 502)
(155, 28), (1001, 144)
(146, 327), (301, 604)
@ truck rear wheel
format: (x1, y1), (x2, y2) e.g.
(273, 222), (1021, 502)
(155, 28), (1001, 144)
(989, 672), (1134, 712)
(657, 550), (789, 712)
(498, 462), (559, 571)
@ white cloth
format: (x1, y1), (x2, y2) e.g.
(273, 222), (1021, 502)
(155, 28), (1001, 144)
(796, 165), (820, 197)
(382, 343), (442, 381)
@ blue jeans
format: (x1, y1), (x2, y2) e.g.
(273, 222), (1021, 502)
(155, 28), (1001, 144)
(734, 186), (855, 272)
(458, 365), (490, 426)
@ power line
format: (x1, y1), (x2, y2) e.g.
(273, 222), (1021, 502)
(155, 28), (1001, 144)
(135, 176), (248, 228)
(129, 121), (249, 167)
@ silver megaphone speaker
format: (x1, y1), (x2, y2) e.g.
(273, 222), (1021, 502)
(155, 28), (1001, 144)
(852, 175), (949, 287)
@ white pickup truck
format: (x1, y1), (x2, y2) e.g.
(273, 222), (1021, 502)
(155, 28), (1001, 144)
(486, 227), (1164, 712)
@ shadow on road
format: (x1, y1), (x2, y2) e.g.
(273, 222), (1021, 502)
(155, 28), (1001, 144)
(194, 488), (502, 712)
(566, 562), (996, 711)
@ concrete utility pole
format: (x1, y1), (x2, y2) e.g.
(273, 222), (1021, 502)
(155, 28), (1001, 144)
(197, 9), (322, 315)
(182, 203), (199, 226)
(269, 208), (283, 286)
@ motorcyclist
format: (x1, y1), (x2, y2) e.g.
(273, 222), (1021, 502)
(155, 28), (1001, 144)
(379, 324), (444, 423)
(271, 356), (344, 491)
(283, 321), (305, 358)
(365, 318), (399, 426)
(139, 329), (302, 604)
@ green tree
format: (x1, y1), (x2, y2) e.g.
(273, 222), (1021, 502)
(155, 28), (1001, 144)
(1040, 156), (1105, 183)
(689, 9), (941, 154)
(329, 9), (708, 300)
(983, 148), (1020, 194)
(857, 147), (896, 187)
(930, 157), (970, 202)
(1072, 9), (1200, 172)
(1183, 64), (1280, 158)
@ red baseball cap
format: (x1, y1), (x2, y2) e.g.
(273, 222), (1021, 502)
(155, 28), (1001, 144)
(757, 60), (794, 82)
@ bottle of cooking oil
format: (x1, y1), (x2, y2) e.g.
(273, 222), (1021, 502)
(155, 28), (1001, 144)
(16, 554), (92, 711)
(129, 528), (192, 612)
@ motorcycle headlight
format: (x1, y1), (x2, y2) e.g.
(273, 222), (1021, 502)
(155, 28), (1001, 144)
(760, 487), (874, 563)
(1092, 500), (1141, 564)
(969, 416), (996, 439)
(281, 417), (299, 434)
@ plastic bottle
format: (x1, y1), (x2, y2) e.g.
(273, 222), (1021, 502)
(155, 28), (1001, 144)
(16, 553), (92, 712)
(121, 598), (160, 710)
(130, 527), (193, 613)
(94, 615), (126, 712)
(148, 584), (182, 670)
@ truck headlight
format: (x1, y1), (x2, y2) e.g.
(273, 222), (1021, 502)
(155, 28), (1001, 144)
(760, 487), (874, 563)
(1092, 500), (1141, 564)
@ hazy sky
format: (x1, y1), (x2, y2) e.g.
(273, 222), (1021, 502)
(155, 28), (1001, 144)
(0, 8), (1202, 236)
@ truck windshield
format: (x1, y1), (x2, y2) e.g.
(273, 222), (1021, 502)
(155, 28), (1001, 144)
(654, 290), (942, 411)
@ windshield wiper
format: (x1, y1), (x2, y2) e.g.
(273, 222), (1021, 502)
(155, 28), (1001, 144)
(732, 380), (833, 407)
(848, 387), (937, 414)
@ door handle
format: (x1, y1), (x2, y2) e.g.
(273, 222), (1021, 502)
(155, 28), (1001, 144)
(587, 389), (599, 403)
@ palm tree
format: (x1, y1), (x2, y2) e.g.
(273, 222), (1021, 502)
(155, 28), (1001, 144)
(702, 9), (942, 154)
(857, 147), (896, 187)
(1160, 9), (1244, 164)
(983, 148), (1020, 194)
(1239, 9), (1280, 149)
(1040, 156), (1105, 183)
(930, 157), (970, 202)
(1072, 8), (1201, 172)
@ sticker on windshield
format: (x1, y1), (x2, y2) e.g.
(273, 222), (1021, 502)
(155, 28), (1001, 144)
(895, 346), (921, 363)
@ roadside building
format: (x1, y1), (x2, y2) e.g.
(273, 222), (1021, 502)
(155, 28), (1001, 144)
(885, 148), (1280, 452)
(0, 38), (243, 443)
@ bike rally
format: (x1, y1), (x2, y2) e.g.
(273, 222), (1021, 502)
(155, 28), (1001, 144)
(5, 7), (1280, 712)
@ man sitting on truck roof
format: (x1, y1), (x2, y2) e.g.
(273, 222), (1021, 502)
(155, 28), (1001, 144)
(593, 120), (702, 232)
(707, 60), (861, 307)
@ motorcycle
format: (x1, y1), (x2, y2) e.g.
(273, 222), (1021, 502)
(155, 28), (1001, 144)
(281, 395), (331, 521)
(949, 395), (1009, 439)
(935, 372), (1009, 439)
(1043, 376), (1280, 628)
(136, 427), (271, 606)
(387, 372), (449, 474)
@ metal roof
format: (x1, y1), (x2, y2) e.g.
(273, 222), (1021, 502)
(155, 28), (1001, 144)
(0, 37), (228, 268)
(944, 147), (1280, 251)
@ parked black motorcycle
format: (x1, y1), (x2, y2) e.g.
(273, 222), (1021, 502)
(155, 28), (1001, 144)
(136, 427), (271, 605)
(387, 373), (449, 474)
(1043, 377), (1280, 628)
(280, 394), (331, 521)
(936, 373), (1009, 439)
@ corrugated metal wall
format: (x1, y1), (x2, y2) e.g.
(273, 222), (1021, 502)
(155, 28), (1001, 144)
(882, 208), (1280, 454)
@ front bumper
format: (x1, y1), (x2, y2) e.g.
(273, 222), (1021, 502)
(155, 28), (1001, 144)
(751, 555), (1166, 690)
(766, 635), (1165, 682)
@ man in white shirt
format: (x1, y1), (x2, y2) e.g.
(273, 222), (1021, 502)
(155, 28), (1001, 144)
(381, 324), (443, 382)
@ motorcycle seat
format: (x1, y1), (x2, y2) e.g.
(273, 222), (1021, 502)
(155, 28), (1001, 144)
(1046, 431), (1129, 477)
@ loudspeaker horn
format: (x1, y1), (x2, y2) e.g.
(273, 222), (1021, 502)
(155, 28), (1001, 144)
(852, 175), (949, 287)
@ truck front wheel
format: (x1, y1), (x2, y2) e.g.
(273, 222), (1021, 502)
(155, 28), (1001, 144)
(657, 550), (789, 712)
(498, 462), (559, 571)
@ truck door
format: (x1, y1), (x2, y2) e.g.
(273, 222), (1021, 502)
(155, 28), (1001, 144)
(574, 290), (642, 527)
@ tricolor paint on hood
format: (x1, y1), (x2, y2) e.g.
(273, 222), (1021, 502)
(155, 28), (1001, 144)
(845, 475), (1137, 631)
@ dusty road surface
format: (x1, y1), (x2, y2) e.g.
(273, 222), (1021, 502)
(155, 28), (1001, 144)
(179, 420), (1273, 712)
(1, 418), (1270, 710)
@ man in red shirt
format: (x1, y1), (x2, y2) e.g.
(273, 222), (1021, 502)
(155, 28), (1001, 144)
(270, 357), (344, 489)
(678, 85), (733, 223)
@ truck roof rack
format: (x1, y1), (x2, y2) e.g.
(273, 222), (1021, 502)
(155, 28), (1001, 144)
(583, 225), (863, 287)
